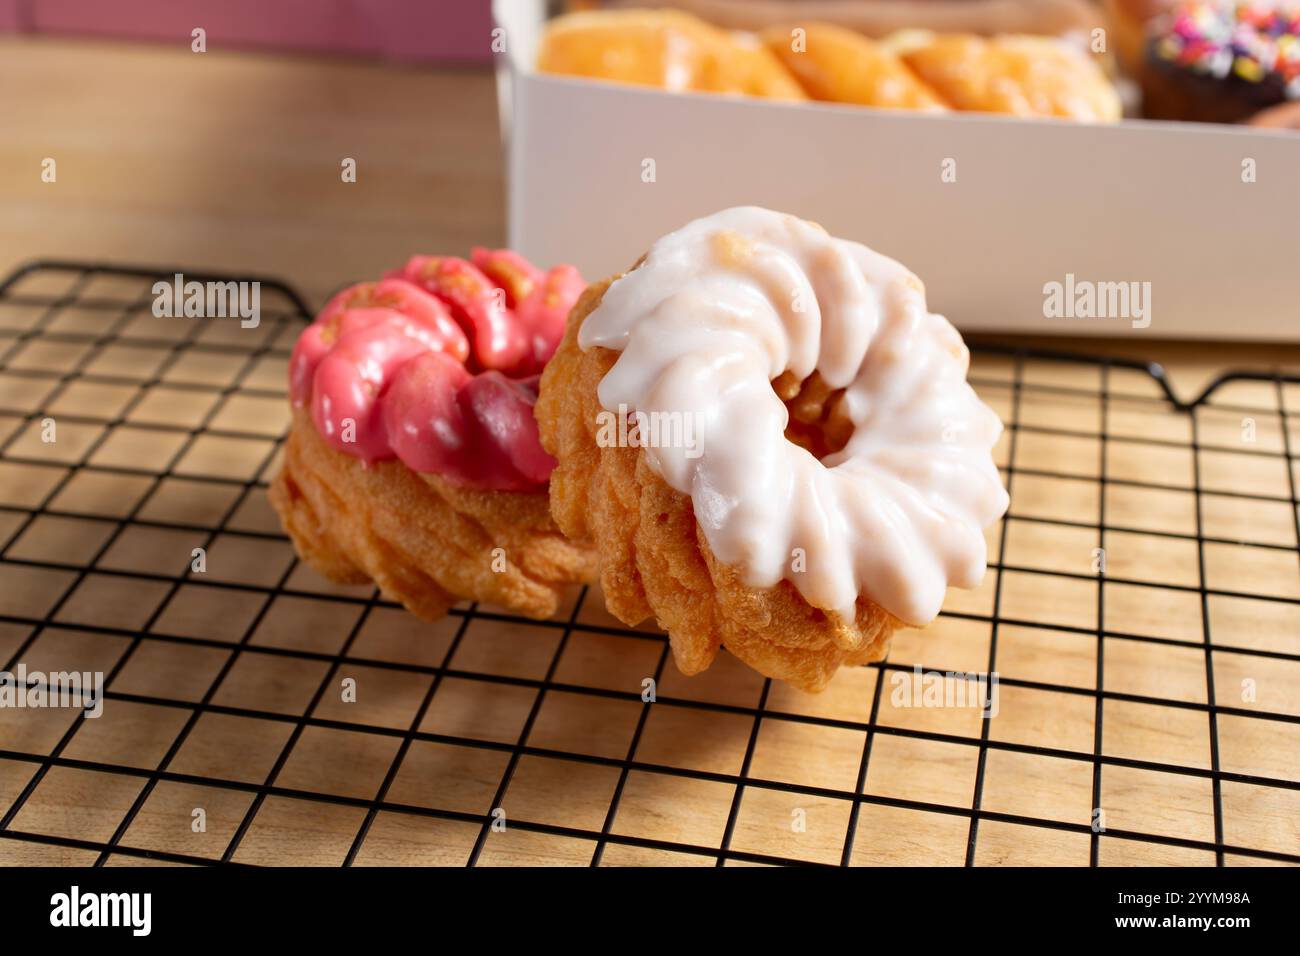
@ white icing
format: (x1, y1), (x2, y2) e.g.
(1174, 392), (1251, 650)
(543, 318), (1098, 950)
(578, 207), (1008, 626)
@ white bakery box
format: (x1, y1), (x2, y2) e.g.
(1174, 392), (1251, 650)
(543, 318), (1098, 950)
(493, 0), (1299, 340)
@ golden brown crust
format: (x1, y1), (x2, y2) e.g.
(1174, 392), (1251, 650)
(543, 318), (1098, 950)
(537, 7), (1120, 121)
(269, 408), (596, 621)
(893, 33), (1122, 121)
(761, 23), (948, 112)
(537, 277), (900, 693)
(537, 8), (807, 101)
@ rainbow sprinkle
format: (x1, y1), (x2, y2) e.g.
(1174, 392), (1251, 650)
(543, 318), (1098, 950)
(1152, 1), (1300, 98)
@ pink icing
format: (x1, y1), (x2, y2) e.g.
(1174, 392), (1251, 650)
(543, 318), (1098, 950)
(289, 250), (585, 491)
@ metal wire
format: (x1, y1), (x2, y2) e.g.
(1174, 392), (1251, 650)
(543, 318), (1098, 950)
(0, 260), (1296, 868)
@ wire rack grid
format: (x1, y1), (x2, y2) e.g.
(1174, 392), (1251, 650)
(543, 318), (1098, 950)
(0, 261), (1296, 868)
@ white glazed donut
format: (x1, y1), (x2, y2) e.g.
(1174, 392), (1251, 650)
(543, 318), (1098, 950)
(577, 206), (1007, 627)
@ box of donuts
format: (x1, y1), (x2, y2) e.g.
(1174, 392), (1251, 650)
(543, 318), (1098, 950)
(493, 0), (1299, 339)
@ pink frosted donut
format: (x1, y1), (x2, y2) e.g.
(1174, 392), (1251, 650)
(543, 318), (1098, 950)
(289, 249), (585, 492)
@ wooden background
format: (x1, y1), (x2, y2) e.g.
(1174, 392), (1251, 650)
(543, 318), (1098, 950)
(0, 37), (1296, 866)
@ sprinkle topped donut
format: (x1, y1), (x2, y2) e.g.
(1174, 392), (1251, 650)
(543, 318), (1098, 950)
(289, 250), (585, 492)
(575, 207), (1007, 628)
(1152, 1), (1300, 94)
(1141, 1), (1300, 121)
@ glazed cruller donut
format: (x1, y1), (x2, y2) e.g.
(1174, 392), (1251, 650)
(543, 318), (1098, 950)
(270, 249), (596, 621)
(538, 207), (1009, 691)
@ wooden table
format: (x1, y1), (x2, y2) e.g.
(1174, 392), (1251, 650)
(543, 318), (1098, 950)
(0, 37), (505, 305)
(0, 37), (1296, 868)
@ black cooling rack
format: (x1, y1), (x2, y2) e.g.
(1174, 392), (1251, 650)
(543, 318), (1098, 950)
(0, 260), (1296, 868)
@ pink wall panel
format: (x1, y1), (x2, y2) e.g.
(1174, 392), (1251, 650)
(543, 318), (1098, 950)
(3, 0), (495, 62)
(0, 0), (21, 31)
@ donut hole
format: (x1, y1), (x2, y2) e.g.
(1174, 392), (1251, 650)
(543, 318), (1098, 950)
(774, 370), (852, 461)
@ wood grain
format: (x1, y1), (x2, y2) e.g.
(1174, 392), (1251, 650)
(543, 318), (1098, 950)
(0, 37), (505, 305)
